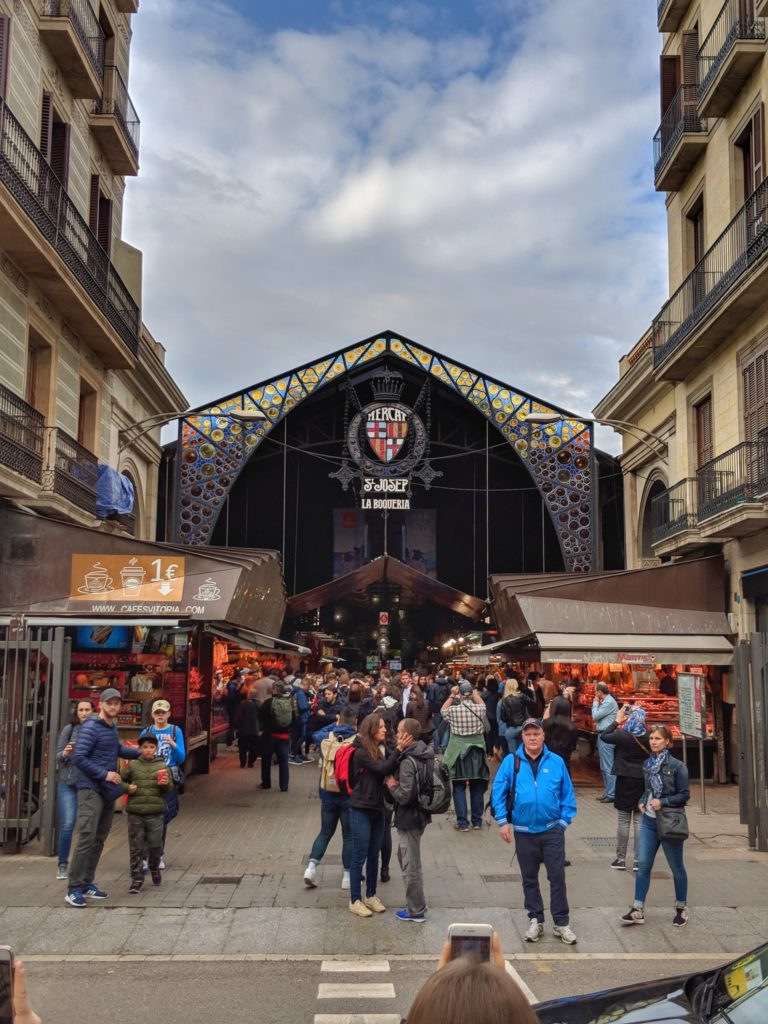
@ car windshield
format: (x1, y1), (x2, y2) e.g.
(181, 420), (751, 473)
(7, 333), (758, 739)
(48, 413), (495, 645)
(710, 944), (768, 1024)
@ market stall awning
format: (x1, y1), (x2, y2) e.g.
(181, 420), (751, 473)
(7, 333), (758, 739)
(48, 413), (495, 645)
(471, 555), (734, 665)
(470, 632), (734, 666)
(288, 554), (486, 619)
(204, 624), (310, 655)
(0, 504), (287, 637)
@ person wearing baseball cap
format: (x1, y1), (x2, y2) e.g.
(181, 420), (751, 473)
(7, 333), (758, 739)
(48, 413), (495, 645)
(439, 677), (489, 832)
(138, 697), (187, 871)
(67, 686), (139, 907)
(491, 715), (577, 946)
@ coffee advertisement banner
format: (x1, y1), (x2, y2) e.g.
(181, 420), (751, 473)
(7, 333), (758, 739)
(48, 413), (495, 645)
(70, 554), (187, 603)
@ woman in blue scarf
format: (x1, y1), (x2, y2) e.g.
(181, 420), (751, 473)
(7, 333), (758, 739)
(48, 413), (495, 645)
(620, 724), (690, 928)
(600, 702), (649, 871)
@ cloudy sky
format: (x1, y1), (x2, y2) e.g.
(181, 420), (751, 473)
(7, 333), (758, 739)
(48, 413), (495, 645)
(123, 0), (666, 452)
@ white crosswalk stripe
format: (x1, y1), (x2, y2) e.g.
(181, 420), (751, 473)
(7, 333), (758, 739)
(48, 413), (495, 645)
(314, 958), (399, 1023)
(321, 961), (391, 973)
(317, 984), (396, 999)
(314, 1017), (401, 1023)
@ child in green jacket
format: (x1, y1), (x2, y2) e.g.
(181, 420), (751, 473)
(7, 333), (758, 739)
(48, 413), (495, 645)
(121, 734), (173, 892)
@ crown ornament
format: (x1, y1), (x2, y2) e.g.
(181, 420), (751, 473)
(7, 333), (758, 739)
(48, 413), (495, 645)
(370, 367), (405, 402)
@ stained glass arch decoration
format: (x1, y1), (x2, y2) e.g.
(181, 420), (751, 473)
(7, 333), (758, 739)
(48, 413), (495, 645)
(174, 332), (596, 571)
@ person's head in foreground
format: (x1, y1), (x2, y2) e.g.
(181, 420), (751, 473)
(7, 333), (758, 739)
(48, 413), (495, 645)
(405, 932), (538, 1024)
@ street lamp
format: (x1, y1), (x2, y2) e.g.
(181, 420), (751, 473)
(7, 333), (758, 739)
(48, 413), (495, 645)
(523, 412), (667, 461)
(118, 407), (266, 454)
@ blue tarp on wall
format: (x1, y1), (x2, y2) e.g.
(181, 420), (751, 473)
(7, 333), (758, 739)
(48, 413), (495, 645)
(96, 465), (135, 517)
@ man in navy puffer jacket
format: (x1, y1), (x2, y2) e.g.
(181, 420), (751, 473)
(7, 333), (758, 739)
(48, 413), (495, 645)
(67, 687), (139, 907)
(492, 717), (577, 946)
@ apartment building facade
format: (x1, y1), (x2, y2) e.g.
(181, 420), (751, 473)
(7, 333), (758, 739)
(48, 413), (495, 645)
(596, 0), (768, 641)
(0, 0), (185, 541)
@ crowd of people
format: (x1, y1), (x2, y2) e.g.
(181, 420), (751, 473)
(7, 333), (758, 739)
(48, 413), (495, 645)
(52, 663), (691, 938)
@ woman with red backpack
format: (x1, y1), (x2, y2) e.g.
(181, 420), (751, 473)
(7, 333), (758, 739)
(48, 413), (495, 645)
(347, 713), (400, 918)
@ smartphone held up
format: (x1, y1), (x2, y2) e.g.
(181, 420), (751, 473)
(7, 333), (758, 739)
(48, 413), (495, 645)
(447, 923), (493, 962)
(0, 945), (14, 1024)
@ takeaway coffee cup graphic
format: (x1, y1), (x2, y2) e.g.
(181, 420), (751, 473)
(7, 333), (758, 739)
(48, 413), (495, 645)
(79, 563), (113, 594)
(120, 558), (146, 592)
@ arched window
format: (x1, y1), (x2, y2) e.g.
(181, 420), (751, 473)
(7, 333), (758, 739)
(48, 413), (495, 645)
(639, 478), (667, 559)
(121, 469), (139, 537)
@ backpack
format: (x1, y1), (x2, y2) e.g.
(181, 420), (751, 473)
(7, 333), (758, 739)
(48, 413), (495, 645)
(334, 743), (357, 796)
(319, 731), (355, 793)
(410, 755), (452, 814)
(487, 754), (522, 821)
(271, 695), (293, 729)
(431, 678), (450, 712)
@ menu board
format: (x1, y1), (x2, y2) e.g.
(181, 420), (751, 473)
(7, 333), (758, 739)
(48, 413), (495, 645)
(678, 672), (706, 738)
(163, 672), (188, 722)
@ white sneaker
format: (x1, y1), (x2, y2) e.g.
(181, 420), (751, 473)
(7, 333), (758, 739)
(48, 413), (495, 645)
(553, 924), (577, 945)
(303, 860), (318, 888)
(159, 857), (166, 871)
(525, 919), (544, 942)
(56, 865), (68, 880)
(341, 870), (350, 890)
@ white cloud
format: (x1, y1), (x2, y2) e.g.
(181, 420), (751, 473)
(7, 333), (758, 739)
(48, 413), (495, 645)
(123, 0), (666, 451)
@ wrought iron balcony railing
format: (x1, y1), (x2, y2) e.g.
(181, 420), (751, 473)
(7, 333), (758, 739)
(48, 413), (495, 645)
(653, 85), (707, 177)
(651, 478), (698, 544)
(0, 383), (45, 484)
(0, 98), (140, 356)
(93, 65), (140, 157)
(42, 428), (98, 513)
(697, 440), (768, 520)
(697, 0), (766, 103)
(652, 176), (768, 367)
(41, 0), (105, 79)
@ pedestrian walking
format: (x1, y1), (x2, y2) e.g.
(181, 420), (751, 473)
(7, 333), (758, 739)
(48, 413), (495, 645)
(482, 677), (502, 759)
(347, 713), (400, 918)
(233, 685), (261, 767)
(120, 733), (173, 892)
(621, 725), (690, 928)
(223, 670), (247, 746)
(54, 699), (94, 880)
(428, 670), (452, 753)
(289, 675), (312, 764)
(406, 683), (434, 747)
(67, 687), (139, 907)
(497, 677), (536, 756)
(384, 717), (434, 924)
(542, 694), (578, 772)
(492, 717), (578, 945)
(601, 704), (649, 871)
(258, 681), (295, 792)
(592, 682), (619, 802)
(303, 707), (358, 890)
(140, 699), (186, 870)
(441, 681), (489, 831)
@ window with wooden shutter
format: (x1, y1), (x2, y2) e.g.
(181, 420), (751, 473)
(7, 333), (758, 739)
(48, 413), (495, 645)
(88, 174), (112, 253)
(695, 396), (714, 467)
(50, 120), (70, 189)
(89, 174), (100, 234)
(660, 54), (680, 116)
(682, 30), (698, 86)
(0, 15), (10, 100)
(40, 91), (53, 162)
(744, 349), (768, 442)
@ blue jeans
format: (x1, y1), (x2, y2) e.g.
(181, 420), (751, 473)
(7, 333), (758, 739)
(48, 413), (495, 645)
(634, 814), (688, 908)
(349, 806), (385, 903)
(433, 713), (450, 753)
(56, 782), (78, 867)
(597, 735), (616, 798)
(452, 779), (485, 828)
(309, 799), (352, 869)
(504, 725), (523, 754)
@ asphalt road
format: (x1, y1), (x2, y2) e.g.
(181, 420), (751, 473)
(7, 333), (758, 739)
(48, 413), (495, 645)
(20, 951), (733, 1023)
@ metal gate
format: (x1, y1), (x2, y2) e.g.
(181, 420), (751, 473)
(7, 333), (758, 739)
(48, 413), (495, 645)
(734, 635), (768, 852)
(0, 624), (69, 854)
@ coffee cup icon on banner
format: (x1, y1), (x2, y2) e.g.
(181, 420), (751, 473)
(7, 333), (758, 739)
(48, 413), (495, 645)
(194, 578), (221, 601)
(80, 563), (113, 594)
(120, 558), (146, 593)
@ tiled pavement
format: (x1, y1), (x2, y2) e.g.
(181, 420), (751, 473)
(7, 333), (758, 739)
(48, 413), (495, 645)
(1, 746), (767, 957)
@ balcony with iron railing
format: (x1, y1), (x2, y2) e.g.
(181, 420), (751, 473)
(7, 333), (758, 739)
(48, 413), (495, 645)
(658, 0), (691, 33)
(654, 85), (709, 191)
(696, 440), (768, 536)
(650, 478), (700, 551)
(38, 0), (105, 100)
(0, 383), (45, 489)
(652, 176), (768, 378)
(90, 65), (140, 176)
(697, 0), (766, 118)
(40, 428), (98, 515)
(0, 98), (140, 366)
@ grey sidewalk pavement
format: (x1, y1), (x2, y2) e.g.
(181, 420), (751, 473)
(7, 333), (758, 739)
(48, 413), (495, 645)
(2, 746), (767, 957)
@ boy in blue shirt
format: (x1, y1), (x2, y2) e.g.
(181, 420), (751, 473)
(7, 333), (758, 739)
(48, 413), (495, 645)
(140, 699), (186, 870)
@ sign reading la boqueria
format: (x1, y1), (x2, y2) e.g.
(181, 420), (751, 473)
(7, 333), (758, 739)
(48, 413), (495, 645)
(329, 367), (441, 507)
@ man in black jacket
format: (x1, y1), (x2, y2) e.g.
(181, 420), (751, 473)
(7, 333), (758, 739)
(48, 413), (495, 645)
(385, 718), (434, 924)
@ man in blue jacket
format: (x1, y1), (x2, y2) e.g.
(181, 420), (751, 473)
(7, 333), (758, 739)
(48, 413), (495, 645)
(67, 687), (139, 907)
(492, 717), (577, 945)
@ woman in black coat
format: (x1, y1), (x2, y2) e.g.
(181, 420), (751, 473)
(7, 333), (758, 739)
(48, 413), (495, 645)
(601, 704), (649, 871)
(543, 694), (578, 770)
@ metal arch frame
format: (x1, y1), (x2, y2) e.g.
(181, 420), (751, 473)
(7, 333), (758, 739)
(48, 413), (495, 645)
(172, 331), (597, 571)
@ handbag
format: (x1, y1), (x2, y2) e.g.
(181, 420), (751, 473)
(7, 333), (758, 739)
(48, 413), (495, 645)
(655, 804), (689, 843)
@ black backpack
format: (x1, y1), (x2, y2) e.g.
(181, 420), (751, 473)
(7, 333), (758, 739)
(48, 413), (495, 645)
(432, 678), (451, 711)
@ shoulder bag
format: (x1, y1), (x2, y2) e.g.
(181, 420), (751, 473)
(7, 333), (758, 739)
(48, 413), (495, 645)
(655, 804), (689, 843)
(466, 703), (491, 734)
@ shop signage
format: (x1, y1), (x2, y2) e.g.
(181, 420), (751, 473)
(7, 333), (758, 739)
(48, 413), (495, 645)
(678, 672), (706, 738)
(616, 652), (657, 664)
(329, 367), (441, 506)
(379, 612), (389, 625)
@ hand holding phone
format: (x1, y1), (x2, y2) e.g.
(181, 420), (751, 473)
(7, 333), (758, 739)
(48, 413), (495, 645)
(446, 923), (494, 962)
(438, 927), (506, 971)
(0, 946), (13, 1024)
